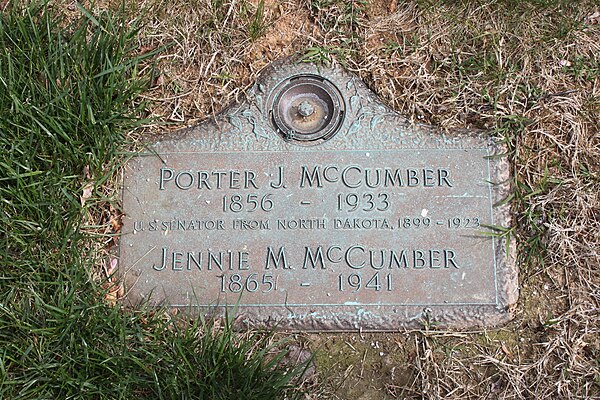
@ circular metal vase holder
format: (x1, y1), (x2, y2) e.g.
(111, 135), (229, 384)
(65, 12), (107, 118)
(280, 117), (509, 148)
(268, 74), (345, 144)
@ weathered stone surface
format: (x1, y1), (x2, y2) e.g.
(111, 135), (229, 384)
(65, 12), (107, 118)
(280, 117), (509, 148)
(119, 59), (517, 331)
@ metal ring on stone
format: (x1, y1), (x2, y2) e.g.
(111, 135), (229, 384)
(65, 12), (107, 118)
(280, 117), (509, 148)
(269, 75), (345, 143)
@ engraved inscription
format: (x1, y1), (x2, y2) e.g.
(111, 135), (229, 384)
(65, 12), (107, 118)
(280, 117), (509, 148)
(299, 165), (453, 188)
(159, 168), (259, 190)
(121, 149), (499, 311)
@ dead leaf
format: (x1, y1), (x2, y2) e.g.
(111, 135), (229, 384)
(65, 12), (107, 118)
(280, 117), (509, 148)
(83, 165), (92, 180)
(139, 45), (155, 55)
(103, 258), (123, 305)
(106, 257), (118, 277)
(80, 182), (93, 206)
(110, 214), (122, 232)
(501, 343), (512, 357)
(559, 59), (572, 67)
(585, 11), (600, 25)
(104, 283), (123, 305)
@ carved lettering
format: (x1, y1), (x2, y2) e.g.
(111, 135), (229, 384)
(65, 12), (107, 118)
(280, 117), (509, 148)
(229, 170), (240, 189)
(160, 165), (453, 192)
(299, 166), (322, 188)
(333, 218), (391, 230)
(153, 247), (252, 271)
(407, 169), (419, 186)
(277, 218), (327, 230)
(326, 246), (343, 263)
(423, 168), (435, 187)
(153, 246), (460, 273)
(265, 246), (291, 269)
(270, 166), (285, 189)
(246, 171), (258, 189)
(232, 219), (270, 230)
(159, 167), (174, 190)
(298, 165), (453, 189)
(439, 169), (453, 187)
(239, 251), (250, 270)
(208, 252), (223, 271)
(341, 166), (361, 188)
(346, 245), (366, 269)
(134, 221), (144, 232)
(322, 166), (339, 183)
(172, 251), (184, 270)
(159, 168), (259, 190)
(413, 249), (426, 268)
(445, 249), (459, 268)
(390, 250), (408, 268)
(302, 246), (326, 269)
(365, 168), (381, 188)
(199, 171), (210, 189)
(152, 219), (224, 231)
(333, 246), (461, 269)
(175, 171), (194, 189)
(153, 247), (168, 271)
(430, 249), (441, 268)
(384, 168), (404, 186)
(369, 249), (386, 270)
(187, 252), (202, 270)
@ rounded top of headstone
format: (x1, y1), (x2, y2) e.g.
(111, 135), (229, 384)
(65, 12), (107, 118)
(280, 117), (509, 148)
(269, 74), (345, 144)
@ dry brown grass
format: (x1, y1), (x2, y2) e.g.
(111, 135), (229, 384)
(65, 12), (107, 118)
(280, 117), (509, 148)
(81, 0), (599, 398)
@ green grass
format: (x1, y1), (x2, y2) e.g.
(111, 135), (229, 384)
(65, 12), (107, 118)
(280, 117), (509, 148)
(245, 0), (266, 41)
(307, 0), (366, 65)
(0, 2), (307, 399)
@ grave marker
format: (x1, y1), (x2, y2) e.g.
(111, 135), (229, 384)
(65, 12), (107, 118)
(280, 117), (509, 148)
(119, 60), (517, 330)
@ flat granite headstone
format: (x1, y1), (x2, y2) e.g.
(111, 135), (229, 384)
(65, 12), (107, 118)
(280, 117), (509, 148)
(119, 59), (517, 331)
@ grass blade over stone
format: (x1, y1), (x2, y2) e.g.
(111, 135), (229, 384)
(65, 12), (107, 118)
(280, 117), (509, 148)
(0, 2), (307, 399)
